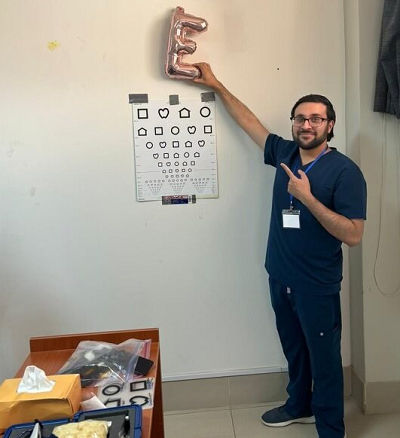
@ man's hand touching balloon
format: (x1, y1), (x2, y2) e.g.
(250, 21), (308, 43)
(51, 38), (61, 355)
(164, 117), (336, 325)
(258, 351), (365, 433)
(192, 63), (221, 89)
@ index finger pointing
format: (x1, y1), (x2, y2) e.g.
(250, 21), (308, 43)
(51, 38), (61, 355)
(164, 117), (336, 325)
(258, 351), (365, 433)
(280, 163), (296, 179)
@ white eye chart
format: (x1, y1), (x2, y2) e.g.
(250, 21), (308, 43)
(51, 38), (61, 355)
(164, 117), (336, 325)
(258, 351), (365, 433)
(130, 93), (218, 202)
(97, 378), (155, 410)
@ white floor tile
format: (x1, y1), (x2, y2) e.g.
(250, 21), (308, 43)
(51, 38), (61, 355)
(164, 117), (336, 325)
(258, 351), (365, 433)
(344, 398), (400, 438)
(164, 409), (235, 438)
(164, 398), (400, 438)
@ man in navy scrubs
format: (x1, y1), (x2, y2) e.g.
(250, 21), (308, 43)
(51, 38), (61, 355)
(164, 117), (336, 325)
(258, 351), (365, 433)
(192, 63), (367, 438)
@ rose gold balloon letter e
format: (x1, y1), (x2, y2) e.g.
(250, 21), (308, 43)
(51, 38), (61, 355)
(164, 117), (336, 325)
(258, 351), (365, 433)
(165, 6), (208, 80)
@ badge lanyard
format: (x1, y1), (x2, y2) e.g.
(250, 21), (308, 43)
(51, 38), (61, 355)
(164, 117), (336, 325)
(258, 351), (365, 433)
(283, 146), (328, 229)
(289, 146), (328, 210)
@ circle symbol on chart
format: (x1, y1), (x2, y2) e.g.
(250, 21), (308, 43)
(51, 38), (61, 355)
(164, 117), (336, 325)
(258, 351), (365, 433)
(146, 142), (153, 149)
(171, 126), (180, 135)
(200, 106), (211, 118)
(184, 152), (190, 158)
(102, 384), (122, 396)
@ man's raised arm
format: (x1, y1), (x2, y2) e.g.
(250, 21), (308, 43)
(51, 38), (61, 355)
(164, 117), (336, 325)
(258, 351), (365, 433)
(193, 63), (269, 150)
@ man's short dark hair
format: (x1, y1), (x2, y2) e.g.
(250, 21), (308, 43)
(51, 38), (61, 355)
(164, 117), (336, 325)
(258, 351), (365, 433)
(291, 94), (336, 142)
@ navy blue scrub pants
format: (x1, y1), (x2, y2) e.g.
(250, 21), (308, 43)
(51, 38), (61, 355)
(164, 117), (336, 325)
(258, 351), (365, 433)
(269, 277), (345, 438)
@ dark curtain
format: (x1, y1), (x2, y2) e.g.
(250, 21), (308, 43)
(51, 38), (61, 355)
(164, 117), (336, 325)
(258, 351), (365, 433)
(374, 0), (400, 118)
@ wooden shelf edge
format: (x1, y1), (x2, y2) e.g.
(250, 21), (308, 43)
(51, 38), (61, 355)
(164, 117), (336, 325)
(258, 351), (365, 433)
(29, 328), (160, 352)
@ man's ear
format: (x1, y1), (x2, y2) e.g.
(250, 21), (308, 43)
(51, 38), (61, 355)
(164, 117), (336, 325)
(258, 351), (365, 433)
(328, 120), (335, 133)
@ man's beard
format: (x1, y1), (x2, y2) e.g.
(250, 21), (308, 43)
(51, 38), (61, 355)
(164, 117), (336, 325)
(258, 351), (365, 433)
(292, 126), (329, 150)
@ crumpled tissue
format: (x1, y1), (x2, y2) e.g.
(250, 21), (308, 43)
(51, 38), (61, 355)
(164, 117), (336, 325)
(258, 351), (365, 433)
(17, 365), (55, 393)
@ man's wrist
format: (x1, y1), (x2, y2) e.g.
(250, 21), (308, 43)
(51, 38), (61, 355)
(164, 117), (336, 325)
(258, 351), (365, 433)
(212, 80), (225, 94)
(302, 193), (317, 209)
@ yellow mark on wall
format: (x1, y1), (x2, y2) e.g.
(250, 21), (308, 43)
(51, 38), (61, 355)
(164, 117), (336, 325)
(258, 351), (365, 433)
(47, 41), (60, 51)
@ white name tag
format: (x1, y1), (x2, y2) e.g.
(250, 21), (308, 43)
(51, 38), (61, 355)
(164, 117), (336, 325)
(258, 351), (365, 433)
(282, 209), (301, 229)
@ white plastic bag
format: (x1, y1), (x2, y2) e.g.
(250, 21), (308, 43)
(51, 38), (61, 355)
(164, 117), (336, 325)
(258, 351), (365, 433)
(57, 338), (151, 387)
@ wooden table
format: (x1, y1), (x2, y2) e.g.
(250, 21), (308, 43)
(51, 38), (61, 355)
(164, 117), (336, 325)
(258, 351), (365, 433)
(14, 328), (165, 438)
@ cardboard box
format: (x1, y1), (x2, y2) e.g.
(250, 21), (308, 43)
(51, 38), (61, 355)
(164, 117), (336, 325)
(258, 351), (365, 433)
(0, 374), (81, 433)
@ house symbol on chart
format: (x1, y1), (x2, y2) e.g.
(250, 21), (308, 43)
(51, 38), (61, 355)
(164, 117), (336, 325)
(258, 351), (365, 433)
(138, 127), (147, 136)
(179, 108), (191, 119)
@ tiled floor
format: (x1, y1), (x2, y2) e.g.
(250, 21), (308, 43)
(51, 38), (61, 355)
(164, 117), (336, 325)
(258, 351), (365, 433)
(164, 398), (400, 438)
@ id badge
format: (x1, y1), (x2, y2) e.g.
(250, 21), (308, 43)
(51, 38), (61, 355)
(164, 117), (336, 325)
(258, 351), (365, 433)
(282, 209), (301, 229)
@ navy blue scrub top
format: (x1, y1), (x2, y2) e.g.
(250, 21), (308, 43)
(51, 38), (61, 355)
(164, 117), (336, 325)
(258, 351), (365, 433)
(264, 134), (367, 295)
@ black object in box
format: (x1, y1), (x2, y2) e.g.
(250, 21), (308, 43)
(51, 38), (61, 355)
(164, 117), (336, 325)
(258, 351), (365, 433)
(3, 405), (141, 438)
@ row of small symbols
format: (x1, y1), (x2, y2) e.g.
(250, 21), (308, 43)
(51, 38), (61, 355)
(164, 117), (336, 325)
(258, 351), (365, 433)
(162, 167), (194, 174)
(137, 106), (211, 120)
(158, 161), (196, 168)
(138, 126), (212, 137)
(146, 140), (205, 149)
(153, 152), (200, 159)
(166, 174), (190, 179)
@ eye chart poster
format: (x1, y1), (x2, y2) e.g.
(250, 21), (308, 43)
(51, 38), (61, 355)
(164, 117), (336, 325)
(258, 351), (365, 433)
(130, 93), (218, 202)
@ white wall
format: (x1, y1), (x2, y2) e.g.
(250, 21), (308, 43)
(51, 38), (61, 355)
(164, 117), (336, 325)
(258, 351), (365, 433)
(357, 0), (400, 383)
(0, 0), (348, 382)
(346, 0), (400, 391)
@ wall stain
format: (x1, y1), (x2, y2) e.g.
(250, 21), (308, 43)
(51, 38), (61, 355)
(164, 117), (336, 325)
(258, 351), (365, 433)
(47, 41), (60, 51)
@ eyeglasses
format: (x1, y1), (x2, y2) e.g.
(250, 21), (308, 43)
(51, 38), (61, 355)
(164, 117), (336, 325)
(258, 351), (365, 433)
(290, 116), (329, 127)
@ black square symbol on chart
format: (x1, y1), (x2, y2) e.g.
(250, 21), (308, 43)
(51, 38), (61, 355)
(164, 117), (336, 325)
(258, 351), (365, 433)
(104, 399), (121, 408)
(204, 125), (213, 134)
(137, 108), (149, 119)
(155, 127), (164, 136)
(130, 380), (148, 392)
(172, 141), (180, 148)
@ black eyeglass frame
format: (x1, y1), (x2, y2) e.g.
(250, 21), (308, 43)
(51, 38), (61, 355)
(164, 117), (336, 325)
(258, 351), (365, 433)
(290, 116), (330, 127)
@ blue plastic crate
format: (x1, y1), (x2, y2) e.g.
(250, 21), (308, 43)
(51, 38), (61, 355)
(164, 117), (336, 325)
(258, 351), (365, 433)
(4, 404), (142, 438)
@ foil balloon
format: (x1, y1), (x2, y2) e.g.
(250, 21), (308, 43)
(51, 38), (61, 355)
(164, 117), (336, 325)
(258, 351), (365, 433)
(165, 6), (208, 80)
